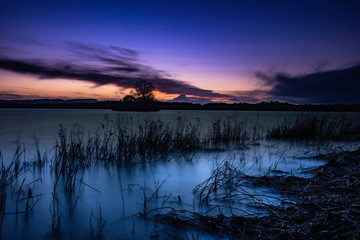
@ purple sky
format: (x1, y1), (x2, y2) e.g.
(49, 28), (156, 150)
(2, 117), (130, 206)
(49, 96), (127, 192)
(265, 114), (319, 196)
(0, 0), (359, 103)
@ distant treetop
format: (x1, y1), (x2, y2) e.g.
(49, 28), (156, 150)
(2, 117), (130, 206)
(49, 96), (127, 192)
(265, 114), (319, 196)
(123, 79), (155, 102)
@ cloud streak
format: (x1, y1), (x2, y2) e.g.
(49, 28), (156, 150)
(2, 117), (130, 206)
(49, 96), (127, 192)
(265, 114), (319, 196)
(2, 43), (358, 104)
(256, 65), (360, 104)
(0, 43), (233, 100)
(0, 91), (43, 100)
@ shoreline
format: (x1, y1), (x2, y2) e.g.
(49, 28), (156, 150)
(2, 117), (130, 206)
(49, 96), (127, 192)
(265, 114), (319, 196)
(150, 148), (360, 239)
(1, 100), (360, 112)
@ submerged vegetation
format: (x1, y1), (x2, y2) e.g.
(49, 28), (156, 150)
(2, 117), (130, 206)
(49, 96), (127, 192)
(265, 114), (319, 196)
(0, 112), (359, 239)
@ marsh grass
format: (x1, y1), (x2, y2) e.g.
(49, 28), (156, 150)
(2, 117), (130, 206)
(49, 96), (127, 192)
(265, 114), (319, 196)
(53, 113), (359, 170)
(2, 112), (359, 238)
(88, 206), (107, 240)
(0, 146), (46, 238)
(52, 117), (257, 168)
(193, 155), (283, 209)
(0, 146), (26, 217)
(150, 147), (360, 239)
(130, 169), (170, 217)
(208, 119), (250, 149)
(194, 156), (247, 204)
(52, 125), (90, 192)
(267, 113), (360, 141)
(0, 151), (17, 237)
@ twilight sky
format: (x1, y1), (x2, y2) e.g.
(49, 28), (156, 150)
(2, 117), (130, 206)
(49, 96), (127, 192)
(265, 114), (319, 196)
(0, 0), (359, 103)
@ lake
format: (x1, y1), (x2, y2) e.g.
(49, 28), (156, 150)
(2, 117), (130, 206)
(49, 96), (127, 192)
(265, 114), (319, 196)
(0, 109), (358, 239)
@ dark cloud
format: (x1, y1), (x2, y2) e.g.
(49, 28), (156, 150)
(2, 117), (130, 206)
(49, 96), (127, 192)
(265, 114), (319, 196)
(222, 90), (267, 103)
(0, 43), (233, 100)
(170, 92), (265, 104)
(0, 92), (25, 100)
(0, 91), (43, 100)
(256, 65), (360, 104)
(228, 97), (261, 103)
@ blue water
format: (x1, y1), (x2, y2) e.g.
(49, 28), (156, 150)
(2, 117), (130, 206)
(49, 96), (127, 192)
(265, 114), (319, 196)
(0, 109), (358, 239)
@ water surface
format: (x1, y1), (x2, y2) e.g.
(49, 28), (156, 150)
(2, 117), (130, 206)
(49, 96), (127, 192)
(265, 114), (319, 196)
(0, 109), (357, 239)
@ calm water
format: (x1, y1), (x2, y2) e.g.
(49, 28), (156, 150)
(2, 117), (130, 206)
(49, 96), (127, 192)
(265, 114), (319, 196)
(0, 109), (358, 239)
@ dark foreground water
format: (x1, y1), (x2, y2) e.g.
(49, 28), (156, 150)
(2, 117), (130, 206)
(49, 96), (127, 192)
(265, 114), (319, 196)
(0, 109), (358, 239)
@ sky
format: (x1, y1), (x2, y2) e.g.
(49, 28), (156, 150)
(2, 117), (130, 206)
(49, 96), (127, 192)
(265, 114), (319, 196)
(0, 0), (359, 104)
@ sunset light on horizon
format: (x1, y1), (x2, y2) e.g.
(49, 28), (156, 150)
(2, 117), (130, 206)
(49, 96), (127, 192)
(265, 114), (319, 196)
(1, 0), (359, 104)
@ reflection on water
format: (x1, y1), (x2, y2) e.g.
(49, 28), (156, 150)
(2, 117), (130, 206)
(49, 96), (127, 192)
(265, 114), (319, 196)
(0, 109), (358, 239)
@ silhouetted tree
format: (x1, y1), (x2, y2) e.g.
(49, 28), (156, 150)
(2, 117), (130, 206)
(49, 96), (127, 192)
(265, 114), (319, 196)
(133, 79), (155, 102)
(122, 94), (136, 102)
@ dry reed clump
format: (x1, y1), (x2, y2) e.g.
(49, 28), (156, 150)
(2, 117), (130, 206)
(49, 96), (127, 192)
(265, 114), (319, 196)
(267, 113), (360, 141)
(52, 113), (360, 172)
(208, 119), (251, 149)
(193, 156), (248, 204)
(0, 149), (21, 216)
(0, 146), (25, 218)
(53, 117), (255, 168)
(50, 117), (253, 194)
(151, 148), (360, 239)
(0, 147), (43, 238)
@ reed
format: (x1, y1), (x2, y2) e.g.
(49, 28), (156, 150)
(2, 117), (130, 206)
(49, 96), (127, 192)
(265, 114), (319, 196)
(149, 148), (360, 239)
(208, 119), (250, 149)
(193, 154), (281, 208)
(267, 113), (360, 141)
(50, 173), (62, 234)
(0, 146), (26, 215)
(89, 206), (107, 240)
(52, 117), (257, 168)
(0, 151), (19, 237)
